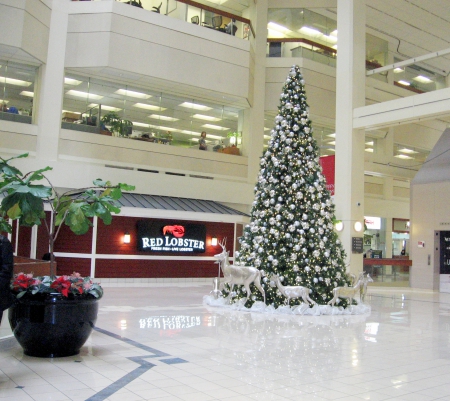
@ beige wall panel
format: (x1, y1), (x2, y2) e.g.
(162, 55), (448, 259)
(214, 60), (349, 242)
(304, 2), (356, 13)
(365, 197), (409, 219)
(0, 6), (25, 49)
(365, 182), (383, 195)
(0, 131), (37, 154)
(393, 186), (409, 198)
(59, 135), (248, 179)
(410, 183), (441, 290)
(21, 11), (49, 63)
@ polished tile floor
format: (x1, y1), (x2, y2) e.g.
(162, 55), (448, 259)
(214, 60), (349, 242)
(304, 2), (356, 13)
(0, 283), (450, 401)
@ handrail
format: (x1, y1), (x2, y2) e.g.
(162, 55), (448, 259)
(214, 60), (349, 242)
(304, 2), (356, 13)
(176, 0), (255, 38)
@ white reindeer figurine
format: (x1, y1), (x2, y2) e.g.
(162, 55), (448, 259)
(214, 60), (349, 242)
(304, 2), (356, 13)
(214, 240), (266, 304)
(271, 274), (316, 306)
(360, 273), (373, 303)
(328, 272), (366, 307)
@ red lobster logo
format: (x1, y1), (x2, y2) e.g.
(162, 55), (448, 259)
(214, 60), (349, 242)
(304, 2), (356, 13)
(162, 225), (185, 238)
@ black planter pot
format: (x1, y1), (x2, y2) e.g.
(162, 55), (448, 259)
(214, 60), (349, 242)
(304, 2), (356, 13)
(8, 294), (99, 358)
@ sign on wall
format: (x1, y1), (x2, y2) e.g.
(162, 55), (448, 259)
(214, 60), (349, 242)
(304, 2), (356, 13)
(440, 231), (450, 274)
(364, 216), (381, 230)
(319, 155), (335, 196)
(137, 221), (206, 253)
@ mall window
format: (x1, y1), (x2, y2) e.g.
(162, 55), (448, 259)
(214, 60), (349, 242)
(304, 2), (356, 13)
(61, 74), (243, 152)
(266, 8), (388, 72)
(0, 61), (37, 124)
(392, 60), (446, 93)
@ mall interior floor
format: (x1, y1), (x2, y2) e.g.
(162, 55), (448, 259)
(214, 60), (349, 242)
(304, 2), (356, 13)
(0, 283), (449, 401)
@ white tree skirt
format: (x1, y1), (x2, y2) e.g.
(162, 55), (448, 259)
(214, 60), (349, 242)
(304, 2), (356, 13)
(203, 295), (371, 316)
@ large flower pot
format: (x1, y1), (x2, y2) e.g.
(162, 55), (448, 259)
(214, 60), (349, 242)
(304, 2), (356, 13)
(8, 295), (99, 358)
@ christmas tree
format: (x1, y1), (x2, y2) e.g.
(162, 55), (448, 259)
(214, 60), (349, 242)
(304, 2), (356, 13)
(230, 65), (351, 308)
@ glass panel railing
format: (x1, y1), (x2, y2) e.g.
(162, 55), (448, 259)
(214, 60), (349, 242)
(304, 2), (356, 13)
(88, 0), (255, 41)
(61, 73), (244, 154)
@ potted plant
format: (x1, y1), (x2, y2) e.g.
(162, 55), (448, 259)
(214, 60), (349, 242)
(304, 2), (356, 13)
(0, 153), (135, 357)
(100, 111), (133, 137)
(226, 131), (241, 147)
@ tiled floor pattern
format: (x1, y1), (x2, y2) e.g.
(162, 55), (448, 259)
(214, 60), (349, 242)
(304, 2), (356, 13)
(0, 283), (449, 401)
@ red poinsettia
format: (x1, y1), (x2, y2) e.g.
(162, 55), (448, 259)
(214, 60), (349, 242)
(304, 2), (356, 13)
(50, 276), (73, 297)
(12, 273), (38, 292)
(11, 272), (104, 299)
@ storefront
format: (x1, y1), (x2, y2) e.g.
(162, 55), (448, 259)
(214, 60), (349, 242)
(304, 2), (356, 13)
(10, 194), (249, 280)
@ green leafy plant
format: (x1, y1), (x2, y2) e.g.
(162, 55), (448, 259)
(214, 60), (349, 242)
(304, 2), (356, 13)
(226, 131), (241, 146)
(0, 153), (135, 276)
(101, 111), (133, 137)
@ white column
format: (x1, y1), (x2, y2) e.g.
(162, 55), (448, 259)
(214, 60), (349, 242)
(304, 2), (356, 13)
(242, 0), (267, 184)
(335, 0), (366, 275)
(35, 0), (69, 161)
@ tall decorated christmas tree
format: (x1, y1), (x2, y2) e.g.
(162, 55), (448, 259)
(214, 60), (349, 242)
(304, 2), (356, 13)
(230, 65), (351, 309)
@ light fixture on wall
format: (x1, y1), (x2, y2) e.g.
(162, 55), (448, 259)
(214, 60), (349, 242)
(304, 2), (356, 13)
(335, 221), (344, 232)
(123, 232), (131, 244)
(354, 221), (363, 232)
(211, 237), (218, 246)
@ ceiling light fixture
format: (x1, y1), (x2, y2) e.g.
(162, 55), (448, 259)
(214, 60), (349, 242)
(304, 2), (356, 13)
(193, 114), (220, 121)
(88, 103), (121, 112)
(202, 124), (229, 131)
(133, 103), (166, 111)
(413, 75), (433, 84)
(398, 80), (410, 86)
(64, 77), (82, 85)
(0, 76), (32, 87)
(20, 91), (34, 97)
(115, 89), (152, 99)
(179, 102), (212, 111)
(66, 90), (103, 100)
(148, 114), (179, 121)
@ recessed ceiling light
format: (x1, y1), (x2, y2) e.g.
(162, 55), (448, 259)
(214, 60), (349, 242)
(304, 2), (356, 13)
(365, 141), (374, 146)
(148, 114), (179, 121)
(395, 154), (413, 159)
(365, 148), (374, 153)
(327, 148), (335, 152)
(207, 134), (223, 140)
(88, 103), (121, 112)
(263, 135), (271, 140)
(267, 22), (290, 32)
(181, 130), (201, 136)
(0, 76), (32, 87)
(179, 102), (212, 111)
(398, 80), (410, 86)
(115, 89), (151, 99)
(202, 124), (229, 130)
(132, 122), (150, 127)
(398, 148), (418, 154)
(66, 90), (103, 100)
(330, 29), (337, 36)
(299, 26), (322, 36)
(322, 34), (337, 43)
(64, 77), (82, 85)
(193, 114), (220, 121)
(327, 133), (336, 138)
(20, 91), (34, 97)
(413, 75), (433, 84)
(133, 103), (166, 111)
(327, 140), (336, 145)
(393, 68), (404, 73)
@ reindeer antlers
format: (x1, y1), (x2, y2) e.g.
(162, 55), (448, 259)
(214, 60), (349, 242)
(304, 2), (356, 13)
(219, 237), (227, 250)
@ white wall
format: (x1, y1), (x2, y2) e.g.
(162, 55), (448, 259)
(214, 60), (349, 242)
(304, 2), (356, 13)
(65, 1), (251, 102)
(0, 0), (50, 64)
(410, 182), (449, 290)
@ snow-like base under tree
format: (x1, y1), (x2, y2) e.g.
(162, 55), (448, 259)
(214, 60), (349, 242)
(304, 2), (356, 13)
(203, 295), (370, 316)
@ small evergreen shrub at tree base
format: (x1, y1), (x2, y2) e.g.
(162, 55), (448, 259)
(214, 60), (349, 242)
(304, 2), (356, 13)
(224, 65), (352, 309)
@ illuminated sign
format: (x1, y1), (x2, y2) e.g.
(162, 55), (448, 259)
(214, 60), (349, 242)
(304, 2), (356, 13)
(137, 220), (206, 253)
(364, 216), (381, 230)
